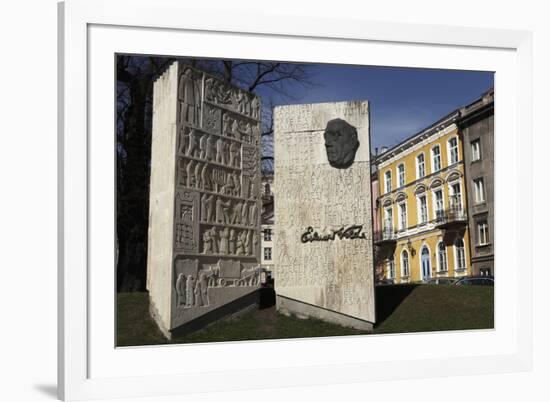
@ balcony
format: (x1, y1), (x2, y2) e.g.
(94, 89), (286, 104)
(434, 207), (468, 229)
(374, 227), (397, 245)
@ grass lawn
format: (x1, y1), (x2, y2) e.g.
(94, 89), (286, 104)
(116, 284), (494, 347)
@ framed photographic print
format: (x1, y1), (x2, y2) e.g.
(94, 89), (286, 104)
(58, 0), (532, 400)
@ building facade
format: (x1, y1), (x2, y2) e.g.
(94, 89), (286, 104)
(459, 89), (494, 276)
(260, 174), (274, 277)
(374, 112), (472, 283)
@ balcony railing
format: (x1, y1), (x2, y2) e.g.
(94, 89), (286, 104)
(374, 227), (397, 245)
(434, 206), (468, 228)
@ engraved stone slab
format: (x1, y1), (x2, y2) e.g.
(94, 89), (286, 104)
(273, 101), (375, 329)
(147, 62), (262, 338)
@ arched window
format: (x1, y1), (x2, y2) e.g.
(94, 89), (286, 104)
(401, 250), (410, 277)
(387, 256), (396, 279)
(385, 170), (392, 193)
(416, 153), (426, 179)
(437, 242), (447, 272)
(397, 164), (405, 187)
(455, 238), (466, 271)
(432, 145), (442, 172)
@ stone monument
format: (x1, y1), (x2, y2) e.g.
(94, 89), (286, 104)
(146, 62), (262, 338)
(273, 101), (375, 330)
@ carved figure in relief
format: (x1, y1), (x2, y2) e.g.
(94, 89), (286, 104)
(245, 230), (253, 255)
(185, 275), (196, 307)
(186, 160), (195, 188)
(232, 173), (241, 196)
(219, 227), (230, 255)
(178, 127), (189, 155)
(195, 270), (210, 307)
(216, 197), (231, 224)
(323, 118), (360, 169)
(241, 201), (249, 225)
(251, 97), (260, 119)
(206, 134), (216, 162)
(231, 119), (240, 140)
(232, 201), (243, 225)
(229, 141), (239, 167)
(178, 68), (200, 126)
(236, 231), (246, 255)
(201, 163), (212, 190)
(210, 227), (218, 254)
(200, 194), (207, 221)
(221, 174), (234, 195)
(252, 124), (261, 145)
(204, 77), (216, 102)
(187, 128), (200, 157)
(223, 113), (231, 136)
(229, 229), (236, 254)
(175, 273), (186, 306)
(205, 194), (215, 222)
(199, 133), (208, 159)
(215, 138), (225, 165)
(249, 203), (258, 226)
(178, 159), (187, 186)
(253, 231), (258, 255)
(223, 141), (230, 165)
(237, 91), (246, 114)
(202, 229), (213, 254)
(194, 162), (202, 189)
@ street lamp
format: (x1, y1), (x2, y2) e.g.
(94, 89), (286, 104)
(406, 238), (416, 257)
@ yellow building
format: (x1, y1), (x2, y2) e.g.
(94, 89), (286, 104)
(374, 111), (471, 283)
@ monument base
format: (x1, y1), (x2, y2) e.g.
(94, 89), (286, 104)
(276, 295), (374, 331)
(155, 290), (261, 340)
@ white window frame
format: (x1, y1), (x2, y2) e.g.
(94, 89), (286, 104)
(431, 145), (442, 172)
(448, 136), (459, 165)
(417, 194), (428, 225)
(416, 153), (426, 179)
(264, 228), (272, 242)
(401, 250), (410, 278)
(384, 205), (393, 230)
(437, 241), (448, 272)
(398, 201), (407, 231)
(454, 238), (467, 272)
(478, 220), (489, 245)
(448, 181), (463, 211)
(471, 138), (481, 161)
(397, 163), (405, 188)
(474, 178), (485, 204)
(264, 247), (272, 261)
(385, 170), (392, 193)
(432, 187), (444, 219)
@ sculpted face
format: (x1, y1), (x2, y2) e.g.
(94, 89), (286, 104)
(323, 118), (360, 168)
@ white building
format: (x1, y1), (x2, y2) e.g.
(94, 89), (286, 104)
(261, 175), (274, 281)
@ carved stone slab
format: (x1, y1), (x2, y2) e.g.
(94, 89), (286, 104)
(147, 62), (262, 338)
(273, 101), (375, 329)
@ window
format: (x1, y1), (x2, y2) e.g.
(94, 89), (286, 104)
(418, 195), (428, 224)
(264, 228), (272, 241)
(387, 256), (396, 279)
(385, 170), (392, 193)
(450, 182), (462, 210)
(416, 153), (425, 178)
(438, 242), (448, 272)
(401, 250), (410, 277)
(434, 189), (444, 219)
(478, 220), (489, 245)
(384, 206), (393, 230)
(474, 178), (485, 203)
(455, 238), (466, 271)
(432, 145), (442, 172)
(398, 202), (407, 231)
(480, 267), (492, 276)
(264, 247), (272, 261)
(449, 137), (459, 164)
(471, 139), (481, 161)
(398, 164), (405, 187)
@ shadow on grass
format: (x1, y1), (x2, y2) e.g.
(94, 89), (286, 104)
(375, 284), (419, 324)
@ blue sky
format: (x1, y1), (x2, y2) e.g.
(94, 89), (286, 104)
(255, 64), (493, 151)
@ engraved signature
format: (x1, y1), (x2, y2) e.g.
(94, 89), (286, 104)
(301, 225), (368, 243)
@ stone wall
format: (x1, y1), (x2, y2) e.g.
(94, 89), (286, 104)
(273, 101), (375, 329)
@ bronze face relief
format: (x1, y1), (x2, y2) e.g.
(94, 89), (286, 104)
(323, 118), (360, 169)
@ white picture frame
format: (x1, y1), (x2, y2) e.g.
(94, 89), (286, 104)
(58, 0), (533, 400)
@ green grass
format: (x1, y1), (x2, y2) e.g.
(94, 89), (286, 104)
(116, 284), (494, 347)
